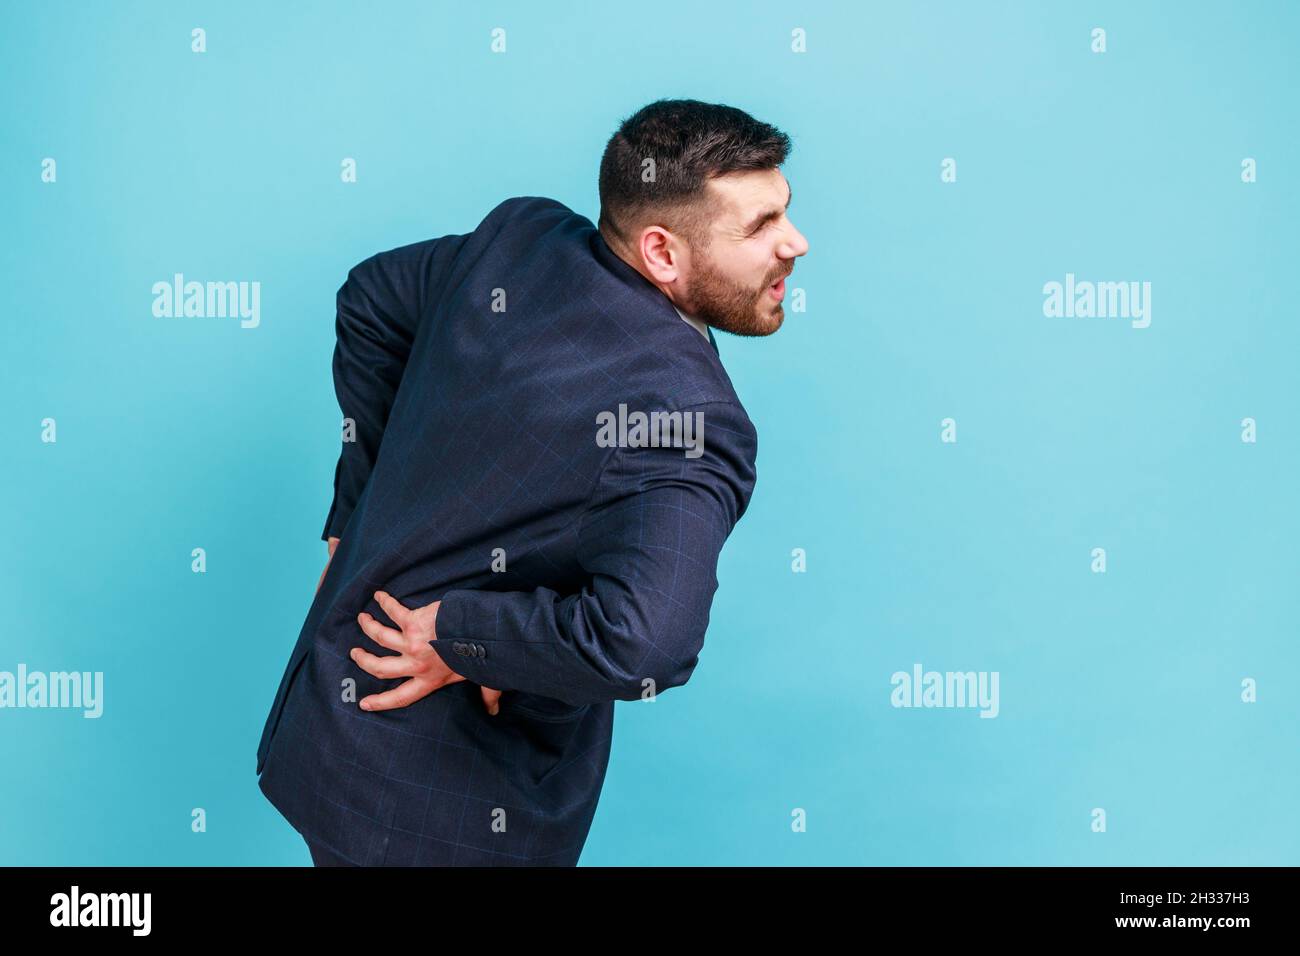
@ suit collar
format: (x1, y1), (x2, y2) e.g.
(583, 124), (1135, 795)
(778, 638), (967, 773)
(592, 229), (720, 357)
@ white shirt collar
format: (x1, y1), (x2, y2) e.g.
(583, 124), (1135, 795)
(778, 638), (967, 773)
(672, 303), (710, 340)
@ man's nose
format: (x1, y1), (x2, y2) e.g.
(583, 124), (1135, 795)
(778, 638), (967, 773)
(780, 222), (810, 258)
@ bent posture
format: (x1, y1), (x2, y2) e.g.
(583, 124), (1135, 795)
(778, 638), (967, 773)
(255, 98), (809, 866)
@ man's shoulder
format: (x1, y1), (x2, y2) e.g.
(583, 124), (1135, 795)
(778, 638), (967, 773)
(352, 197), (580, 266)
(477, 195), (585, 233)
(487, 195), (573, 216)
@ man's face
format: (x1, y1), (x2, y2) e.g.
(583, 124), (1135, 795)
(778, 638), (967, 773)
(679, 168), (809, 337)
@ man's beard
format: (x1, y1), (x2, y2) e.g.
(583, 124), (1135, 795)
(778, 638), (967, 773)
(686, 253), (790, 337)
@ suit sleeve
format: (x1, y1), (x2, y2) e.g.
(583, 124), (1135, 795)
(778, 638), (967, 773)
(321, 234), (469, 542)
(431, 400), (758, 706)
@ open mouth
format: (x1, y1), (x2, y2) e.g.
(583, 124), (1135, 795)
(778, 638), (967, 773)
(768, 276), (786, 301)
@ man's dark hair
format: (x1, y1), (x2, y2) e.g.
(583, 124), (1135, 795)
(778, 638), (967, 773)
(597, 98), (791, 254)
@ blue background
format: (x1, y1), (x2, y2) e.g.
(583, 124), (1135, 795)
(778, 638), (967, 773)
(2, 0), (1296, 865)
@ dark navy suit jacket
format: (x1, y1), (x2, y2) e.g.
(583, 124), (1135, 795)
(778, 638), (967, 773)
(255, 196), (758, 865)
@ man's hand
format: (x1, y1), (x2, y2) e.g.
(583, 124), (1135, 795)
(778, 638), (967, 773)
(350, 589), (502, 715)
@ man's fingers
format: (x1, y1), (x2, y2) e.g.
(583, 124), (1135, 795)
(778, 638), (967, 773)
(359, 676), (441, 713)
(357, 611), (406, 651)
(373, 590), (412, 628)
(350, 646), (419, 679)
(481, 686), (502, 716)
